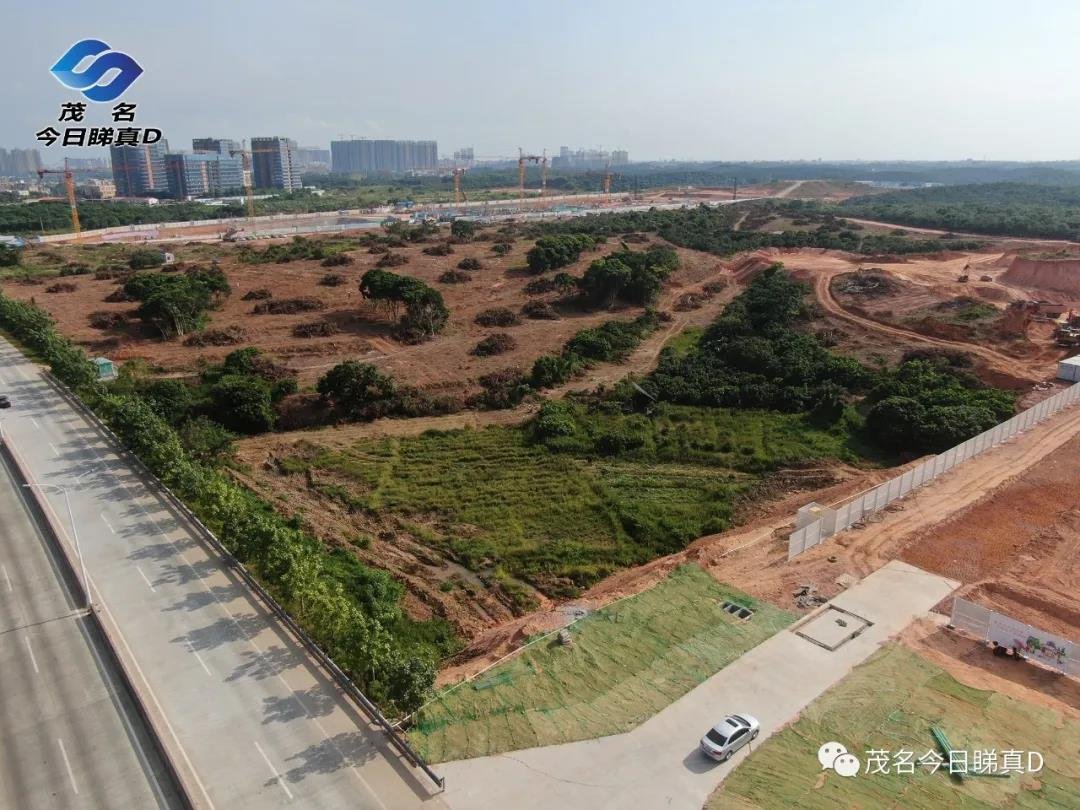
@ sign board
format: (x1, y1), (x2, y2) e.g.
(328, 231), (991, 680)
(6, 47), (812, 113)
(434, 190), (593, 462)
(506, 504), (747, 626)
(986, 613), (1075, 674)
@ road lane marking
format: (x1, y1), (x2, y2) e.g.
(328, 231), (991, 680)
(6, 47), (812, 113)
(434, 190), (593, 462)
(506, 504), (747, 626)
(135, 566), (156, 593)
(48, 442), (60, 457)
(186, 640), (214, 677)
(57, 738), (79, 795)
(254, 741), (293, 801)
(1, 564), (11, 592)
(24, 636), (40, 674)
(29, 417), (39, 430)
(99, 512), (116, 534)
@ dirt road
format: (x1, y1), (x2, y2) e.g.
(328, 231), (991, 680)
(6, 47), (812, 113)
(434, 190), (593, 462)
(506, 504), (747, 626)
(806, 257), (1045, 382)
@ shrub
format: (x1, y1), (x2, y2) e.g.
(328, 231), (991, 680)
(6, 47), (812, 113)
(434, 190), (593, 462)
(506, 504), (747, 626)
(0, 245), (21, 267)
(422, 242), (454, 256)
(491, 242), (512, 256)
(293, 321), (338, 338)
(320, 253), (354, 267)
(376, 252), (408, 268)
(128, 248), (164, 270)
(241, 287), (272, 301)
(475, 307), (521, 327)
(530, 353), (581, 388)
(476, 368), (530, 408)
(457, 257), (483, 271)
(208, 375), (275, 433)
(59, 264), (91, 277)
(316, 361), (397, 420)
(319, 273), (346, 286)
(438, 270), (470, 284)
(89, 311), (126, 329)
(471, 333), (517, 356)
(183, 326), (246, 346)
(367, 244), (390, 255)
(524, 277), (557, 295)
(253, 297), (325, 314)
(522, 301), (559, 320)
(45, 282), (77, 293)
(104, 288), (136, 303)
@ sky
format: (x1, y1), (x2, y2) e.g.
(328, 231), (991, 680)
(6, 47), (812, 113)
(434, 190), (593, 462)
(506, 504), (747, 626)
(3, 0), (1080, 163)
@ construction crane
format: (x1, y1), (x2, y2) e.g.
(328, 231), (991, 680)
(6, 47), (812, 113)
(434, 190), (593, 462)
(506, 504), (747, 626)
(452, 167), (468, 204)
(36, 158), (81, 237)
(228, 144), (257, 217)
(517, 148), (548, 199)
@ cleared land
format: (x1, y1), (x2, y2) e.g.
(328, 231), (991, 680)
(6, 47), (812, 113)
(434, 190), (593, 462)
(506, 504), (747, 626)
(708, 641), (1078, 809)
(408, 564), (794, 763)
(240, 408), (851, 635)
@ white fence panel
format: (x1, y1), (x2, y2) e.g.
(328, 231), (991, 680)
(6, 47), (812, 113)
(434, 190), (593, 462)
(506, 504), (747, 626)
(787, 383), (1080, 559)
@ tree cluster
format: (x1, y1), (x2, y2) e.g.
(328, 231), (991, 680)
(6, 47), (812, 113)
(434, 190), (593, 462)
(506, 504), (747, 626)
(525, 234), (597, 274)
(359, 268), (449, 342)
(122, 265), (230, 339)
(579, 245), (680, 307)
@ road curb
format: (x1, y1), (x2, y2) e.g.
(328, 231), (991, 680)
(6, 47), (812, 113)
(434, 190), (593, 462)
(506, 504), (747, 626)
(0, 434), (206, 810)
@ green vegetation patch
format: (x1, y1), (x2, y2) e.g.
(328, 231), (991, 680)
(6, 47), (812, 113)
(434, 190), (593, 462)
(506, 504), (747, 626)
(409, 564), (795, 762)
(285, 406), (854, 595)
(709, 643), (1080, 809)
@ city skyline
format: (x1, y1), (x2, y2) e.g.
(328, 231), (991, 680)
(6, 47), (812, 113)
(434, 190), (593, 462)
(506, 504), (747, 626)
(4, 1), (1080, 162)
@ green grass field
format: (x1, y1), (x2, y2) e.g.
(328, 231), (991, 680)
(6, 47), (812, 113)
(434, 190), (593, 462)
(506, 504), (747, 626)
(408, 564), (795, 762)
(709, 643), (1080, 809)
(281, 407), (857, 598)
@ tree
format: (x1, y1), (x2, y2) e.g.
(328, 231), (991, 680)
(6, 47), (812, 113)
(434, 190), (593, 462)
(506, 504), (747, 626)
(450, 219), (476, 241)
(316, 361), (397, 419)
(525, 234), (595, 274)
(0, 245), (21, 267)
(208, 375), (275, 433)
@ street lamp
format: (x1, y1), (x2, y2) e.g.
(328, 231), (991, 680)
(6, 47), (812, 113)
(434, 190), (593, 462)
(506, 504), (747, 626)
(22, 482), (91, 611)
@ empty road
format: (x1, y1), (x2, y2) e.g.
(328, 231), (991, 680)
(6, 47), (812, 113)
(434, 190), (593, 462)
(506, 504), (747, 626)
(0, 449), (183, 809)
(0, 336), (446, 809)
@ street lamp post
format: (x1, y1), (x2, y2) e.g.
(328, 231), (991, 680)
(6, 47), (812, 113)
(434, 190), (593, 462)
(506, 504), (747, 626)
(23, 482), (91, 611)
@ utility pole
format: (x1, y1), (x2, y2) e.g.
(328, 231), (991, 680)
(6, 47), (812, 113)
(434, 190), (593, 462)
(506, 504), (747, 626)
(23, 482), (91, 610)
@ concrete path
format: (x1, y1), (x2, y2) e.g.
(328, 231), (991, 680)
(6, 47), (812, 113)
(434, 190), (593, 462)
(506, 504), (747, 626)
(441, 561), (957, 810)
(0, 451), (183, 809)
(0, 337), (446, 808)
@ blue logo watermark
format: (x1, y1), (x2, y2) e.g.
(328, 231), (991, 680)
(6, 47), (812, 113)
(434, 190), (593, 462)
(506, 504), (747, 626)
(50, 39), (143, 102)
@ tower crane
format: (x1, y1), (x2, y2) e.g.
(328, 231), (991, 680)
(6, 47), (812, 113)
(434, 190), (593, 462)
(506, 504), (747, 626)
(228, 144), (257, 217)
(517, 148), (548, 199)
(36, 158), (82, 237)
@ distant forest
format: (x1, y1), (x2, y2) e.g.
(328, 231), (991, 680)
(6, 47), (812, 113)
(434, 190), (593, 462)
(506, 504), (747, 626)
(841, 183), (1080, 240)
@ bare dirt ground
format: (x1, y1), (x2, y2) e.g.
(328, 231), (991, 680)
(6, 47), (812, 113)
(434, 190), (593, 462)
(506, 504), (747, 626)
(902, 619), (1080, 720)
(2, 234), (734, 396)
(769, 247), (1066, 385)
(440, 399), (1080, 681)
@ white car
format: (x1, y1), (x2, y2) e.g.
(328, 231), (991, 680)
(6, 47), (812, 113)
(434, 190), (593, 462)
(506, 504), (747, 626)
(700, 714), (760, 762)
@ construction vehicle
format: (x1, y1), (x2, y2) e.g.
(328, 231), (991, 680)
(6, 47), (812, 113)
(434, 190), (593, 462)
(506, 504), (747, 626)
(36, 158), (82, 237)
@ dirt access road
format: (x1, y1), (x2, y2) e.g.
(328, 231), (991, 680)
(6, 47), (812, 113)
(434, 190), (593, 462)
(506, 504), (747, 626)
(776, 249), (1054, 382)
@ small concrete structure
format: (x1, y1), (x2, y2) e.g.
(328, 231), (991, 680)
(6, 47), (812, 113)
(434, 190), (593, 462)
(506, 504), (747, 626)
(1057, 355), (1080, 383)
(92, 357), (117, 381)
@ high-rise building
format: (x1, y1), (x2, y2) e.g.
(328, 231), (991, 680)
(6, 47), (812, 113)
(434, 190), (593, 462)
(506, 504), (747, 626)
(165, 152), (244, 198)
(192, 137), (241, 156)
(250, 137), (301, 190)
(453, 147), (475, 165)
(110, 141), (170, 196)
(293, 147), (331, 170)
(550, 147), (629, 170)
(77, 179), (116, 200)
(330, 139), (439, 173)
(0, 148), (43, 177)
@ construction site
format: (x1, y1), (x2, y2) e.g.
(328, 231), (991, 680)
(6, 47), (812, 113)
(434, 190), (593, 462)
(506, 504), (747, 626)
(4, 187), (1080, 809)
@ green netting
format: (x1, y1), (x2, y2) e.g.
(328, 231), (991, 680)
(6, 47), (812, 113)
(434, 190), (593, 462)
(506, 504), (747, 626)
(408, 564), (796, 763)
(709, 643), (1080, 810)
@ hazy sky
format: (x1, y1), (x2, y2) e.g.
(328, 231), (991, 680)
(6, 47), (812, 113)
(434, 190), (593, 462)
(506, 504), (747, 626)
(4, 0), (1080, 162)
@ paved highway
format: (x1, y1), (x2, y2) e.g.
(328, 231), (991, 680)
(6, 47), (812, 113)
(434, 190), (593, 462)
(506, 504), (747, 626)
(0, 450), (183, 809)
(0, 337), (446, 809)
